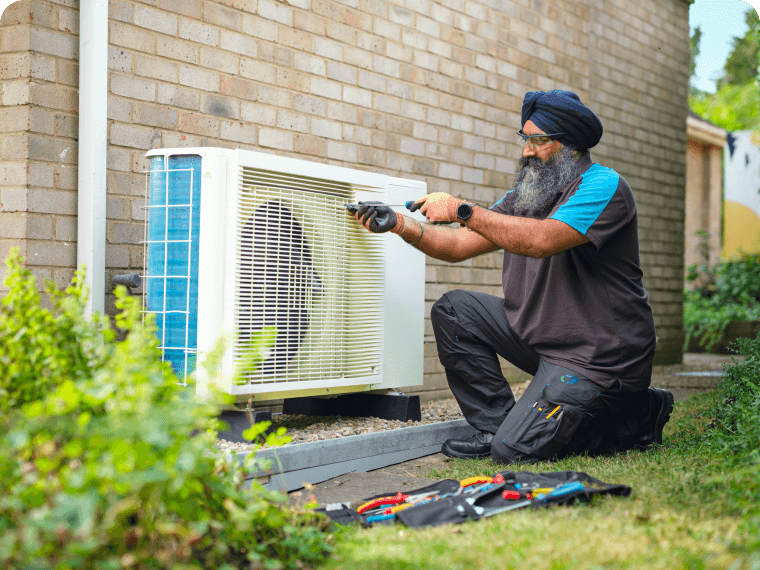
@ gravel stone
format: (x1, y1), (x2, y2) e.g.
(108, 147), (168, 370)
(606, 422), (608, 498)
(216, 382), (529, 454)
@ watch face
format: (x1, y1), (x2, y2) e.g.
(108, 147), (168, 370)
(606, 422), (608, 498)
(457, 202), (473, 220)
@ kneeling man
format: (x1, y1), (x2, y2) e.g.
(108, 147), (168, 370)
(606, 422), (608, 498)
(352, 90), (673, 463)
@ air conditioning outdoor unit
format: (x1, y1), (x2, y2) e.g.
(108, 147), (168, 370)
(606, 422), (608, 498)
(142, 147), (426, 404)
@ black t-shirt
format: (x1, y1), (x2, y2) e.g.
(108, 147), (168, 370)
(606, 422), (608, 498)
(490, 154), (656, 390)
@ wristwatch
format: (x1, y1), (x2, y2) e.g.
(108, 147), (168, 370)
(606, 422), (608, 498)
(456, 202), (475, 229)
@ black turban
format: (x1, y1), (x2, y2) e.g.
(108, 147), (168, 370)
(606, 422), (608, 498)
(521, 90), (603, 150)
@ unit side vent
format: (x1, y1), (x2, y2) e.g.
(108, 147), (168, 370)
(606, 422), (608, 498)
(234, 167), (384, 385)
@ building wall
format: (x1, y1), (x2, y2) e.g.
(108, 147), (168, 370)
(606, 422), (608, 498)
(0, 0), (690, 402)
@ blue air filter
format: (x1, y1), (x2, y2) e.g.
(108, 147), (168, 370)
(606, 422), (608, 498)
(145, 154), (202, 378)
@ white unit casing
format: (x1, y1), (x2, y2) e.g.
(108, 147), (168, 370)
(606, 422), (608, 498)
(144, 147), (426, 403)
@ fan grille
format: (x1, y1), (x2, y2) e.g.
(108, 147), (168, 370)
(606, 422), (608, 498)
(233, 167), (384, 385)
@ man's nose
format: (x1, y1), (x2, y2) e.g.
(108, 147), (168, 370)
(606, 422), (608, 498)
(522, 144), (536, 158)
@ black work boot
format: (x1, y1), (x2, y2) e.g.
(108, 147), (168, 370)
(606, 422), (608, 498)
(633, 387), (674, 450)
(441, 431), (494, 460)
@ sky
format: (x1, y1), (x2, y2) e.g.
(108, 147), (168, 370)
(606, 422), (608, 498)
(690, 0), (759, 93)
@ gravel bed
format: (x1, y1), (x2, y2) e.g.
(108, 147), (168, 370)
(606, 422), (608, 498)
(217, 381), (529, 454)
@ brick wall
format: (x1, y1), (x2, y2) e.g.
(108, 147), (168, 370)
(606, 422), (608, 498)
(0, 0), (690, 402)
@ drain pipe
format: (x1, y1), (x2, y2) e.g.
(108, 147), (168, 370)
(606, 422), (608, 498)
(77, 0), (108, 316)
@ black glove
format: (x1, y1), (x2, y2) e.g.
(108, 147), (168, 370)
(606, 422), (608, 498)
(353, 201), (398, 234)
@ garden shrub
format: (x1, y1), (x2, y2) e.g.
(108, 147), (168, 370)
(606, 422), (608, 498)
(0, 251), (335, 570)
(684, 252), (760, 351)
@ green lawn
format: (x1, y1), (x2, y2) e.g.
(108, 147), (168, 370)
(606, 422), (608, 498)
(320, 392), (760, 570)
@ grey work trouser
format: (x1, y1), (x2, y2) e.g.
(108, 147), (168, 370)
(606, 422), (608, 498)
(430, 289), (653, 464)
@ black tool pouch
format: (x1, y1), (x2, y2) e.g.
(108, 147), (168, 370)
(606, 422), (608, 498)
(395, 496), (483, 528)
(501, 383), (585, 461)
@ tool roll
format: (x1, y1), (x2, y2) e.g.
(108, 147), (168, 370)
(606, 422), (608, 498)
(315, 470), (631, 529)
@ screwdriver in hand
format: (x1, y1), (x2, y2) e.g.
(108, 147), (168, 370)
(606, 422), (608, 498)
(345, 201), (452, 224)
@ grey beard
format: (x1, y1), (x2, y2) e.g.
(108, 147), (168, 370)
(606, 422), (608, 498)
(510, 146), (581, 218)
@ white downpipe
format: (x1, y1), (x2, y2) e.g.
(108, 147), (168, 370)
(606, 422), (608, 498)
(77, 0), (108, 316)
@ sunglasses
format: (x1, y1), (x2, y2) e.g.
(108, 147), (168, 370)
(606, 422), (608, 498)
(516, 130), (566, 149)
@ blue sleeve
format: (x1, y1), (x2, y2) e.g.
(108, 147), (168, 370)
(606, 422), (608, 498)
(550, 164), (619, 235)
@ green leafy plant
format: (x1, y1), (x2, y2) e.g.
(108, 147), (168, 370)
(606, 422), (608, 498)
(0, 250), (336, 570)
(684, 252), (760, 352)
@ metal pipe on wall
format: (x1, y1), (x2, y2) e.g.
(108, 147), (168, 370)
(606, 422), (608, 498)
(77, 0), (108, 316)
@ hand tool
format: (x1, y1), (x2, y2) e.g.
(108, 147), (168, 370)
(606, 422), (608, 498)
(534, 481), (585, 501)
(481, 500), (532, 517)
(345, 201), (452, 224)
(365, 513), (396, 523)
(357, 492), (408, 514)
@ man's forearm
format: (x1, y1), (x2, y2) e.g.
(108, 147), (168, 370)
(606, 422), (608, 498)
(393, 215), (464, 263)
(465, 206), (544, 257)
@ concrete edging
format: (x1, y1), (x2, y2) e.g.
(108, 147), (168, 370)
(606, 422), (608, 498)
(238, 418), (478, 493)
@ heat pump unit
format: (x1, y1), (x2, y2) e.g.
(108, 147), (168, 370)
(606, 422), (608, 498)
(143, 148), (426, 403)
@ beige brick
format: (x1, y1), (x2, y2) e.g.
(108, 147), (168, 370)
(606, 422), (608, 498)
(312, 37), (343, 61)
(0, 213), (26, 239)
(294, 11), (326, 35)
(200, 47), (240, 74)
(2, 80), (31, 106)
(241, 14), (278, 42)
(178, 112), (220, 137)
(204, 2), (242, 30)
(27, 189), (77, 216)
(30, 54), (56, 82)
(220, 30), (258, 58)
(294, 94), (326, 117)
(258, 128), (293, 150)
(311, 118), (341, 140)
(108, 148), (132, 171)
(276, 68), (310, 92)
(106, 245), (131, 268)
(28, 136), (76, 164)
(294, 134), (327, 157)
(220, 75), (257, 100)
(327, 140), (357, 162)
(110, 22), (158, 54)
(53, 216), (76, 241)
(108, 221), (143, 245)
(57, 60), (78, 87)
(2, 134), (28, 160)
(241, 102), (276, 125)
(257, 85), (293, 107)
(0, 53), (30, 80)
(240, 58), (276, 84)
(178, 18), (219, 46)
(294, 53), (326, 76)
(276, 110), (309, 133)
(108, 95), (133, 122)
(1, 187), (28, 212)
(310, 77), (342, 100)
(111, 73), (157, 101)
(200, 94), (240, 119)
(179, 65), (219, 92)
(156, 84), (199, 110)
(134, 102), (178, 128)
(258, 0), (292, 26)
(0, 106), (29, 133)
(156, 36), (198, 64)
(326, 20), (355, 44)
(29, 28), (77, 59)
(25, 242), (77, 267)
(109, 47), (133, 73)
(217, 0), (258, 13)
(2, 26), (30, 52)
(110, 123), (163, 150)
(107, 172), (143, 197)
(279, 27), (312, 51)
(343, 85), (371, 108)
(134, 54), (179, 83)
(259, 42), (293, 66)
(54, 165), (77, 191)
(134, 4), (178, 35)
(220, 121), (257, 144)
(29, 163), (54, 188)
